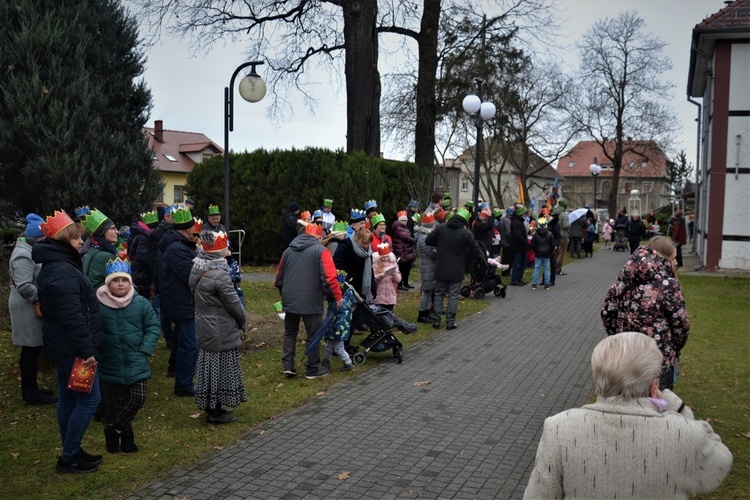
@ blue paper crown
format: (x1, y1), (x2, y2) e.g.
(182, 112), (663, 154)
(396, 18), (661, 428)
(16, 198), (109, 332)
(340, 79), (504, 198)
(313, 210), (323, 219)
(349, 209), (366, 220)
(164, 204), (180, 215)
(105, 257), (131, 277)
(364, 199), (378, 211)
(74, 206), (91, 217)
(408, 200), (419, 208)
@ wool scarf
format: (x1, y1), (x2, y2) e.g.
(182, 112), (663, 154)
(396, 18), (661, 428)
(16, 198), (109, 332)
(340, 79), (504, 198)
(351, 240), (372, 301)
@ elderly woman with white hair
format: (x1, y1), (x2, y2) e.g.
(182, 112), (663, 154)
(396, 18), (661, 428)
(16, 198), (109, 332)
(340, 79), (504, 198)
(524, 332), (732, 499)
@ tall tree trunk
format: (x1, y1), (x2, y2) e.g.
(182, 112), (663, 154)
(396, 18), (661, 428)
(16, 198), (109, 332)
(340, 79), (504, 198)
(414, 0), (440, 170)
(343, 0), (380, 156)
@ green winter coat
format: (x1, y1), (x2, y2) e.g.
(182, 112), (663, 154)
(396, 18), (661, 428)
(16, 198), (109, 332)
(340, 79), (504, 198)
(96, 286), (160, 385)
(84, 246), (118, 290)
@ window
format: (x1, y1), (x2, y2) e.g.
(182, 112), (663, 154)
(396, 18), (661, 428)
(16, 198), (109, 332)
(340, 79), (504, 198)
(629, 161), (636, 169)
(164, 154), (178, 162)
(624, 182), (635, 193)
(461, 177), (469, 192)
(641, 161), (648, 168)
(642, 181), (653, 194)
(174, 185), (184, 203)
(567, 161), (574, 168)
(154, 190), (164, 203)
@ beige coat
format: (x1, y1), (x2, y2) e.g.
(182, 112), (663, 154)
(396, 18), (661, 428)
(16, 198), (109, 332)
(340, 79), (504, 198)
(524, 390), (732, 499)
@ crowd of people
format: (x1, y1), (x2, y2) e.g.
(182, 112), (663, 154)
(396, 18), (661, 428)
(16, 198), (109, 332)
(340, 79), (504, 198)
(7, 191), (728, 492)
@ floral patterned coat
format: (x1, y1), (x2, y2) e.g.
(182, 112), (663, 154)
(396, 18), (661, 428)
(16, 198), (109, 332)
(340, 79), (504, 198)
(601, 246), (690, 376)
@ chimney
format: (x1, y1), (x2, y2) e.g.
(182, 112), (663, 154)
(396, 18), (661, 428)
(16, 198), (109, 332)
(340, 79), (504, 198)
(154, 120), (163, 143)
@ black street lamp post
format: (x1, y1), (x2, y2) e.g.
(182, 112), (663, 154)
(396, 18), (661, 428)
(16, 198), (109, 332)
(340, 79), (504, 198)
(224, 61), (266, 232)
(462, 79), (496, 211)
(589, 157), (602, 210)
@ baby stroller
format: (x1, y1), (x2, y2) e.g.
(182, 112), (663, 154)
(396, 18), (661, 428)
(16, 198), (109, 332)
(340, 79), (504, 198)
(613, 225), (628, 252)
(344, 286), (416, 365)
(460, 244), (507, 299)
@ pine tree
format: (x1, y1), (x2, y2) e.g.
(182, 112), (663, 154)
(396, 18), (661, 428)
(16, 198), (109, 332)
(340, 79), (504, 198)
(0, 0), (163, 223)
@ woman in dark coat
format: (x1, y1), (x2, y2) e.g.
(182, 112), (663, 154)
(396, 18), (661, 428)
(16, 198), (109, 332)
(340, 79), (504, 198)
(333, 227), (375, 333)
(32, 210), (105, 474)
(391, 213), (416, 290)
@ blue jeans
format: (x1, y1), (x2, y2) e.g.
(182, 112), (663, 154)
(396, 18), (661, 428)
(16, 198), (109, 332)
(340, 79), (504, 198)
(432, 280), (461, 327)
(532, 257), (551, 286)
(153, 294), (174, 349)
(56, 355), (101, 460)
(283, 313), (323, 376)
(174, 319), (198, 392)
(511, 252), (526, 284)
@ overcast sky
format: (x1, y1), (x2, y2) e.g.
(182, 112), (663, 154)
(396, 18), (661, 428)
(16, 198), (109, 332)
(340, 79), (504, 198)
(140, 0), (724, 171)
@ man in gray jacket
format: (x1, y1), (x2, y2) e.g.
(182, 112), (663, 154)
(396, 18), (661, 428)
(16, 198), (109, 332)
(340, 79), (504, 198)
(275, 224), (343, 379)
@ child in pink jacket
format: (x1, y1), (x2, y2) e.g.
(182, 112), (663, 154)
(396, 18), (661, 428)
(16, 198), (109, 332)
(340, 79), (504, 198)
(372, 243), (401, 310)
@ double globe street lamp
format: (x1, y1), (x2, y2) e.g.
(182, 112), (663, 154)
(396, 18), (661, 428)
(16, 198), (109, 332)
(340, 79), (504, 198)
(589, 158), (602, 210)
(462, 79), (496, 211)
(224, 61), (266, 232)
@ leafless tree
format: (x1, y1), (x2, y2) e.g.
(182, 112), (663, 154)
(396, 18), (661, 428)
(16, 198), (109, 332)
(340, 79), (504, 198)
(570, 10), (677, 211)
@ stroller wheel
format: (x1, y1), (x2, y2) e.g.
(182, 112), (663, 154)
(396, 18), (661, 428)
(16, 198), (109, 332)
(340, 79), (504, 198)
(352, 352), (366, 366)
(345, 344), (358, 357)
(473, 288), (485, 300)
(394, 348), (403, 363)
(499, 287), (506, 298)
(494, 286), (503, 297)
(460, 286), (471, 298)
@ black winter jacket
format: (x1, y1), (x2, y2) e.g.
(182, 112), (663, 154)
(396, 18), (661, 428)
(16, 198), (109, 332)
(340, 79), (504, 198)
(159, 229), (197, 321)
(32, 238), (104, 362)
(510, 215), (528, 253)
(425, 217), (485, 283)
(128, 222), (152, 295)
(333, 237), (377, 299)
(531, 227), (555, 258)
(148, 220), (171, 293)
(472, 218), (494, 253)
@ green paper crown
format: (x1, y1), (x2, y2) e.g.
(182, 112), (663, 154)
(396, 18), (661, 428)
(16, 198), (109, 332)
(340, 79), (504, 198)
(207, 204), (221, 216)
(455, 208), (471, 221)
(370, 213), (385, 227)
(323, 198), (333, 208)
(141, 211), (158, 225)
(81, 208), (109, 234)
(332, 220), (348, 233)
(172, 207), (194, 225)
(442, 199), (452, 208)
(443, 192), (451, 200)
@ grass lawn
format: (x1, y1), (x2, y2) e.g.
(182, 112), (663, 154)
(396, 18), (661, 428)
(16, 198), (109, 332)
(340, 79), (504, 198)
(0, 264), (746, 498)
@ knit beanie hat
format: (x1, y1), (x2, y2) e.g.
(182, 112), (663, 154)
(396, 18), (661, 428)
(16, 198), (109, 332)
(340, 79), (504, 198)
(25, 213), (45, 238)
(288, 201), (300, 213)
(104, 258), (132, 286)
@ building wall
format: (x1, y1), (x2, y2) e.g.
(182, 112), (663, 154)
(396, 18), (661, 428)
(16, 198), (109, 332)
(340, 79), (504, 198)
(719, 42), (750, 270)
(157, 171), (189, 206)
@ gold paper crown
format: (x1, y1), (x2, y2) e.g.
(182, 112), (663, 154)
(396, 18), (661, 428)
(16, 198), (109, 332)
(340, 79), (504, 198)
(201, 230), (228, 252)
(41, 209), (74, 238)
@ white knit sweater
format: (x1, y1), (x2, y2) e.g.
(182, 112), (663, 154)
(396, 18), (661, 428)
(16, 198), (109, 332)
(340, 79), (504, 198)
(523, 390), (732, 499)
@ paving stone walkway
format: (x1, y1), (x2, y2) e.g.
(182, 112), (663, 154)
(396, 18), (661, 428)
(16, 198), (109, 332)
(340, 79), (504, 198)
(130, 247), (631, 499)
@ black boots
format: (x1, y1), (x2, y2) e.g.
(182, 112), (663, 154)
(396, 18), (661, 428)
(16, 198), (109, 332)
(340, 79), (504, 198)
(105, 425), (139, 453)
(22, 388), (57, 405)
(417, 310), (432, 323)
(207, 405), (236, 425)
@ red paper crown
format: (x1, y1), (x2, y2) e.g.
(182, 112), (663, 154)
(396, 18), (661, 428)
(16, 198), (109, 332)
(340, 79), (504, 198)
(421, 212), (435, 224)
(193, 218), (203, 234)
(397, 210), (408, 220)
(377, 242), (391, 256)
(41, 209), (74, 238)
(305, 224), (323, 237)
(202, 231), (228, 252)
(300, 211), (311, 221)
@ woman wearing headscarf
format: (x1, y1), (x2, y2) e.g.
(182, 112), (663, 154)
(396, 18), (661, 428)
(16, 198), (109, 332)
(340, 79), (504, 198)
(9, 213), (56, 405)
(190, 230), (247, 424)
(32, 210), (104, 473)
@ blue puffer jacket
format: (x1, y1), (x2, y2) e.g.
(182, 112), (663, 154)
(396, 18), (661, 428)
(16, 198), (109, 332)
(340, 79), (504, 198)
(96, 289), (160, 385)
(32, 238), (104, 362)
(159, 229), (197, 321)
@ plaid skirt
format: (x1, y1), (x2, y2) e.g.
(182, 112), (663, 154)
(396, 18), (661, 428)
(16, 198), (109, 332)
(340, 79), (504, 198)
(195, 348), (247, 411)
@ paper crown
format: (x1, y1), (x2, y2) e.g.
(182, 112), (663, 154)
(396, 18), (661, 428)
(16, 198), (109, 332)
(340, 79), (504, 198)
(305, 224), (323, 237)
(207, 204), (221, 216)
(455, 208), (471, 222)
(323, 198), (333, 208)
(421, 212), (435, 224)
(74, 206), (91, 218)
(349, 209), (366, 222)
(164, 204), (180, 215)
(370, 213), (385, 227)
(408, 200), (419, 208)
(105, 257), (131, 277)
(492, 208), (503, 218)
(141, 211), (158, 226)
(397, 211), (408, 220)
(377, 242), (391, 256)
(201, 230), (228, 252)
(441, 199), (452, 208)
(464, 200), (474, 208)
(41, 209), (75, 238)
(515, 204), (527, 216)
(538, 217), (548, 228)
(434, 208), (446, 221)
(411, 213), (421, 223)
(192, 218), (203, 234)
(332, 221), (348, 233)
(443, 192), (451, 200)
(364, 199), (378, 211)
(300, 210), (311, 221)
(313, 210), (323, 220)
(81, 208), (110, 235)
(558, 200), (568, 208)
(171, 207), (195, 229)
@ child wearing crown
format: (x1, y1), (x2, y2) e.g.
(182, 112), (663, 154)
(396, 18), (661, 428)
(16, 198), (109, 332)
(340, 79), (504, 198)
(96, 258), (160, 453)
(372, 243), (401, 310)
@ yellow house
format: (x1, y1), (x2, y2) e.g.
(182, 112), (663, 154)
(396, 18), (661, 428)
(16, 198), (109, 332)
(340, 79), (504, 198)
(144, 120), (223, 206)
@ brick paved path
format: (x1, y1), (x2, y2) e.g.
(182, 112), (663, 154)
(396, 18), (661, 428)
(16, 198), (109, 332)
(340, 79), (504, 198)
(130, 248), (631, 499)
